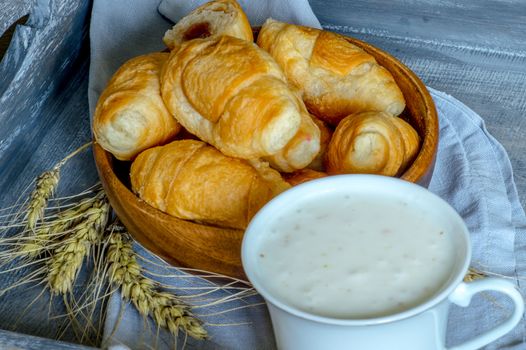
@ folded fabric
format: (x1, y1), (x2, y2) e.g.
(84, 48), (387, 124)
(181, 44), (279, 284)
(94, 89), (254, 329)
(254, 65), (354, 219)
(158, 0), (321, 28)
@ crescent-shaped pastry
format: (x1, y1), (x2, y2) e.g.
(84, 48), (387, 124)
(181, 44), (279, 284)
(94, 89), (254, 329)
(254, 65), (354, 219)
(325, 111), (419, 176)
(306, 115), (333, 171)
(163, 0), (253, 50)
(130, 140), (290, 230)
(161, 35), (308, 160)
(264, 94), (321, 172)
(283, 168), (327, 186)
(93, 52), (181, 160)
(257, 19), (406, 125)
(390, 116), (420, 172)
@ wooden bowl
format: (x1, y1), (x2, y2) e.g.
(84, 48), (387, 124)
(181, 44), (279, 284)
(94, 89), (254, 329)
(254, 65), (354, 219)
(93, 33), (438, 280)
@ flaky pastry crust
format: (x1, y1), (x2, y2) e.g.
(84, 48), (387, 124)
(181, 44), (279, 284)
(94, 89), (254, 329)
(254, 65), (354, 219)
(163, 0), (253, 50)
(93, 53), (181, 160)
(257, 19), (406, 125)
(130, 140), (290, 229)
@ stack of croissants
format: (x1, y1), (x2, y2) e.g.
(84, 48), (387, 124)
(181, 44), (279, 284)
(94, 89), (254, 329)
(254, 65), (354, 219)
(93, 0), (420, 230)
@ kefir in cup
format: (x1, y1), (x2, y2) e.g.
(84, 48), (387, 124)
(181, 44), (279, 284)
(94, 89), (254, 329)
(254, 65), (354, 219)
(241, 175), (524, 350)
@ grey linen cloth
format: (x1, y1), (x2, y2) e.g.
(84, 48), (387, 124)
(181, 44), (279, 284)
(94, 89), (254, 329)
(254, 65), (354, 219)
(88, 1), (526, 348)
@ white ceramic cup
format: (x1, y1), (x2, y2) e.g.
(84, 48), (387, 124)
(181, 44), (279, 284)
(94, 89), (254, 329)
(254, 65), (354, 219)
(241, 175), (524, 350)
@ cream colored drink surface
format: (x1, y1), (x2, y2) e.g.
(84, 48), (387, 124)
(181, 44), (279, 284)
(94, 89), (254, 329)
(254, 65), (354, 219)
(255, 193), (456, 319)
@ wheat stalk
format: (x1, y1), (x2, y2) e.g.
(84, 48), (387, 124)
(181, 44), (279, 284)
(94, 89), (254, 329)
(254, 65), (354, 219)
(106, 227), (207, 340)
(47, 191), (110, 295)
(24, 142), (92, 232)
(17, 224), (54, 258)
(19, 190), (103, 259)
(464, 267), (487, 282)
(25, 166), (61, 230)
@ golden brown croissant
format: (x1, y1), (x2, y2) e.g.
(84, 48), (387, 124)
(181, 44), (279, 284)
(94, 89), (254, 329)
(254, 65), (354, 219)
(283, 168), (327, 186)
(264, 94), (321, 172)
(307, 115), (333, 171)
(325, 111), (420, 176)
(161, 35), (308, 160)
(93, 53), (181, 160)
(257, 19), (406, 125)
(130, 140), (290, 230)
(390, 116), (420, 172)
(163, 0), (253, 51)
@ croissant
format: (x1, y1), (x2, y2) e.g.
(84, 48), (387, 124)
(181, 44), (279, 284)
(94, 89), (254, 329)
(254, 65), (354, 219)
(130, 140), (290, 230)
(257, 19), (406, 125)
(163, 0), (253, 50)
(307, 115), (333, 171)
(264, 94), (321, 172)
(161, 35), (306, 159)
(325, 111), (420, 176)
(283, 168), (327, 186)
(390, 116), (420, 171)
(93, 53), (181, 160)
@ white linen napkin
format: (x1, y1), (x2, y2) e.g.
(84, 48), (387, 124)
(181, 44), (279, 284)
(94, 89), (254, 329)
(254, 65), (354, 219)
(158, 0), (321, 28)
(88, 1), (526, 349)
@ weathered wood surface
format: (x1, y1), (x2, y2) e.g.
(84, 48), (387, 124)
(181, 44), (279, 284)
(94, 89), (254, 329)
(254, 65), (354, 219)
(0, 0), (100, 348)
(0, 0), (524, 349)
(0, 0), (31, 35)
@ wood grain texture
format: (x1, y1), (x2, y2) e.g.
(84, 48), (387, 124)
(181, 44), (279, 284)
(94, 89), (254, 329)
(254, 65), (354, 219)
(0, 0), (100, 348)
(312, 0), (526, 51)
(0, 15), (29, 60)
(0, 0), (95, 206)
(0, 0), (31, 35)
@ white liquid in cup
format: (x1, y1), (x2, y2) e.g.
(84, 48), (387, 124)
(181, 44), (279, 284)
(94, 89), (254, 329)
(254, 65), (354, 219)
(254, 192), (457, 319)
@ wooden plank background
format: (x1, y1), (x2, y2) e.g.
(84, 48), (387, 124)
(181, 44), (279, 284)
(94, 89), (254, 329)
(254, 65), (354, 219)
(0, 0), (100, 348)
(0, 0), (524, 348)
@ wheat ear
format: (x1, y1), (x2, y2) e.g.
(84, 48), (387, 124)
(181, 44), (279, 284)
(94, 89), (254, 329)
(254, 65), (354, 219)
(25, 166), (61, 230)
(464, 267), (487, 282)
(106, 228), (207, 340)
(47, 191), (109, 294)
(24, 142), (92, 231)
(19, 189), (103, 259)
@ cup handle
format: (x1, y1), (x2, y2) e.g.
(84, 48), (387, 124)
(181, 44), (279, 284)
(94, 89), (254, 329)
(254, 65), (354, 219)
(447, 278), (524, 350)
